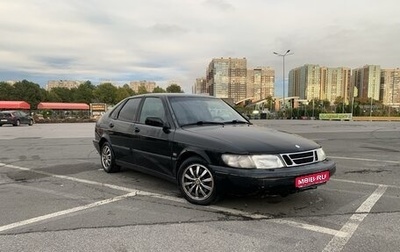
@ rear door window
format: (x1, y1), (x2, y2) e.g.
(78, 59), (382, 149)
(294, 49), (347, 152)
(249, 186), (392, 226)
(117, 98), (141, 122)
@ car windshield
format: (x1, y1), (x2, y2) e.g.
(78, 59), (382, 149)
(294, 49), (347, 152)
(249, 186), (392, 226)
(169, 96), (248, 126)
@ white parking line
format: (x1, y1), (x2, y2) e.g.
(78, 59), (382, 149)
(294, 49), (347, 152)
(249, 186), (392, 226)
(332, 178), (400, 189)
(322, 185), (388, 252)
(0, 162), (389, 239)
(269, 219), (347, 238)
(0, 191), (137, 233)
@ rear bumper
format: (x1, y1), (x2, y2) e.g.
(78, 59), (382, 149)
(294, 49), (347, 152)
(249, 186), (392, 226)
(210, 159), (336, 195)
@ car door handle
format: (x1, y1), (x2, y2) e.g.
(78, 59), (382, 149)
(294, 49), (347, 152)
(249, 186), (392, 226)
(109, 122), (114, 128)
(134, 127), (140, 133)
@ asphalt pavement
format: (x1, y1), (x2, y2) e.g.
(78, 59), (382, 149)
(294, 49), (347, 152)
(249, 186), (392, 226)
(0, 121), (399, 252)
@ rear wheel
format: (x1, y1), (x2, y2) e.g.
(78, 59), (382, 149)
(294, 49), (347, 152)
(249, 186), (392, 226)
(28, 119), (34, 126)
(13, 120), (20, 126)
(100, 142), (120, 173)
(178, 157), (218, 205)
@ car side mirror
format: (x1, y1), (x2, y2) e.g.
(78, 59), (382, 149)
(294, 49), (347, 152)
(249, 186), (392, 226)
(145, 117), (164, 127)
(145, 117), (171, 133)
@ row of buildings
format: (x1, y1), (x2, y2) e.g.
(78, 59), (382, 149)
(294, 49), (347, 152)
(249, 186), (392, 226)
(37, 58), (400, 109)
(288, 64), (400, 106)
(194, 58), (400, 108)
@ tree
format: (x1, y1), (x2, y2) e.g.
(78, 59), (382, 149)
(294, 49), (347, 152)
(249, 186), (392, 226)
(49, 87), (75, 102)
(93, 83), (118, 104)
(166, 84), (183, 93)
(0, 82), (14, 100)
(73, 81), (95, 104)
(153, 86), (166, 93)
(137, 85), (148, 94)
(122, 84), (135, 96)
(11, 80), (44, 109)
(115, 87), (131, 102)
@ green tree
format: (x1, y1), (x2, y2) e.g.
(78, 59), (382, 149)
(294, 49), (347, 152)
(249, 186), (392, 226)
(93, 83), (118, 104)
(73, 81), (95, 104)
(11, 80), (44, 109)
(153, 86), (166, 93)
(0, 82), (14, 100)
(49, 87), (75, 102)
(137, 85), (148, 94)
(44, 90), (62, 102)
(122, 84), (135, 96)
(166, 84), (183, 93)
(115, 87), (131, 102)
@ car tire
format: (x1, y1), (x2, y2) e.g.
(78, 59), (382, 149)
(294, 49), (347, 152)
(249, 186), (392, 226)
(178, 156), (219, 205)
(100, 142), (120, 173)
(13, 120), (20, 126)
(29, 119), (34, 126)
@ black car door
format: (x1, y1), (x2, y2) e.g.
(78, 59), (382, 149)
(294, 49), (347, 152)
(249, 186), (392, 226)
(133, 97), (175, 179)
(109, 98), (141, 164)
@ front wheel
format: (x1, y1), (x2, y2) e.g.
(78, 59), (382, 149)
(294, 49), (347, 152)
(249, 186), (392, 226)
(100, 142), (120, 173)
(28, 119), (34, 126)
(178, 157), (218, 205)
(13, 120), (20, 126)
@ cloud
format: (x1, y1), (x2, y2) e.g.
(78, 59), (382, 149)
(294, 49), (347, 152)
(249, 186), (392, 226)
(0, 0), (399, 94)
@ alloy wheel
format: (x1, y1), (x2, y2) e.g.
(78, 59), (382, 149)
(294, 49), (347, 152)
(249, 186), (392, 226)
(101, 144), (112, 170)
(181, 163), (215, 202)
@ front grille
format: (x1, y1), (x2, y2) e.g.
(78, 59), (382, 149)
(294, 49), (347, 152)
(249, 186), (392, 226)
(281, 150), (317, 167)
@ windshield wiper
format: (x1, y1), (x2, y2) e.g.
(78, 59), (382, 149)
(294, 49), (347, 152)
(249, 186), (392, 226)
(181, 121), (225, 127)
(224, 120), (252, 125)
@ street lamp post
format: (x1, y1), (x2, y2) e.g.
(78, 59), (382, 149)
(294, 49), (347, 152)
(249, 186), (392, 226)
(273, 50), (293, 118)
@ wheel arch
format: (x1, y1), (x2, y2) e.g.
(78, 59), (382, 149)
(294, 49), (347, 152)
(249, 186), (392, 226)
(99, 135), (112, 149)
(174, 149), (211, 181)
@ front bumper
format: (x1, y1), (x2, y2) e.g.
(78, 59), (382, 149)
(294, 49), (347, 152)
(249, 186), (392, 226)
(93, 139), (100, 154)
(210, 159), (336, 195)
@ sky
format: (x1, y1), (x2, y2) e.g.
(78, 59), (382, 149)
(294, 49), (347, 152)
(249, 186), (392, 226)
(1, 0), (399, 95)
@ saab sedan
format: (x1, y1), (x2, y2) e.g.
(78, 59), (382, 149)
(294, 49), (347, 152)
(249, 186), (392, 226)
(93, 94), (336, 205)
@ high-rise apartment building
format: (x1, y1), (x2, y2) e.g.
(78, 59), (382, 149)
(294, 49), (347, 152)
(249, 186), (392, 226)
(206, 58), (247, 102)
(352, 65), (381, 101)
(380, 68), (400, 106)
(129, 80), (156, 93)
(46, 80), (83, 91)
(193, 78), (207, 94)
(247, 67), (275, 101)
(288, 64), (321, 100)
(321, 67), (351, 103)
(289, 65), (351, 104)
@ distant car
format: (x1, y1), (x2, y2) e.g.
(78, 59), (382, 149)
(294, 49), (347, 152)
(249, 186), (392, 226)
(0, 110), (34, 126)
(93, 94), (336, 205)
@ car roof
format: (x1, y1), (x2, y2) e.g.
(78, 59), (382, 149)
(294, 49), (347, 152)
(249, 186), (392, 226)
(128, 93), (217, 99)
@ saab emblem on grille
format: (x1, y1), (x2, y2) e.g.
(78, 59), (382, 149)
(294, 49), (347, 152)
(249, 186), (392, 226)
(295, 145), (300, 148)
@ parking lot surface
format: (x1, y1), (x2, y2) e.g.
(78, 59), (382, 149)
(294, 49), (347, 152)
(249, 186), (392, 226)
(1, 121), (399, 252)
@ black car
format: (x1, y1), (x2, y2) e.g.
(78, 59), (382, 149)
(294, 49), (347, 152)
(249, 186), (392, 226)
(93, 94), (335, 205)
(0, 110), (34, 127)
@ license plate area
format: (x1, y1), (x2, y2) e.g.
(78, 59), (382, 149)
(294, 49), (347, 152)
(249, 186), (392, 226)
(295, 171), (330, 188)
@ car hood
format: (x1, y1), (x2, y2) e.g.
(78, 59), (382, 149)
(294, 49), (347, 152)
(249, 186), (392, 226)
(180, 124), (320, 154)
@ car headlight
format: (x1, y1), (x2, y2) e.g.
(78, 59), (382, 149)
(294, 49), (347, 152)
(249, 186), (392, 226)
(221, 154), (285, 169)
(316, 148), (327, 161)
